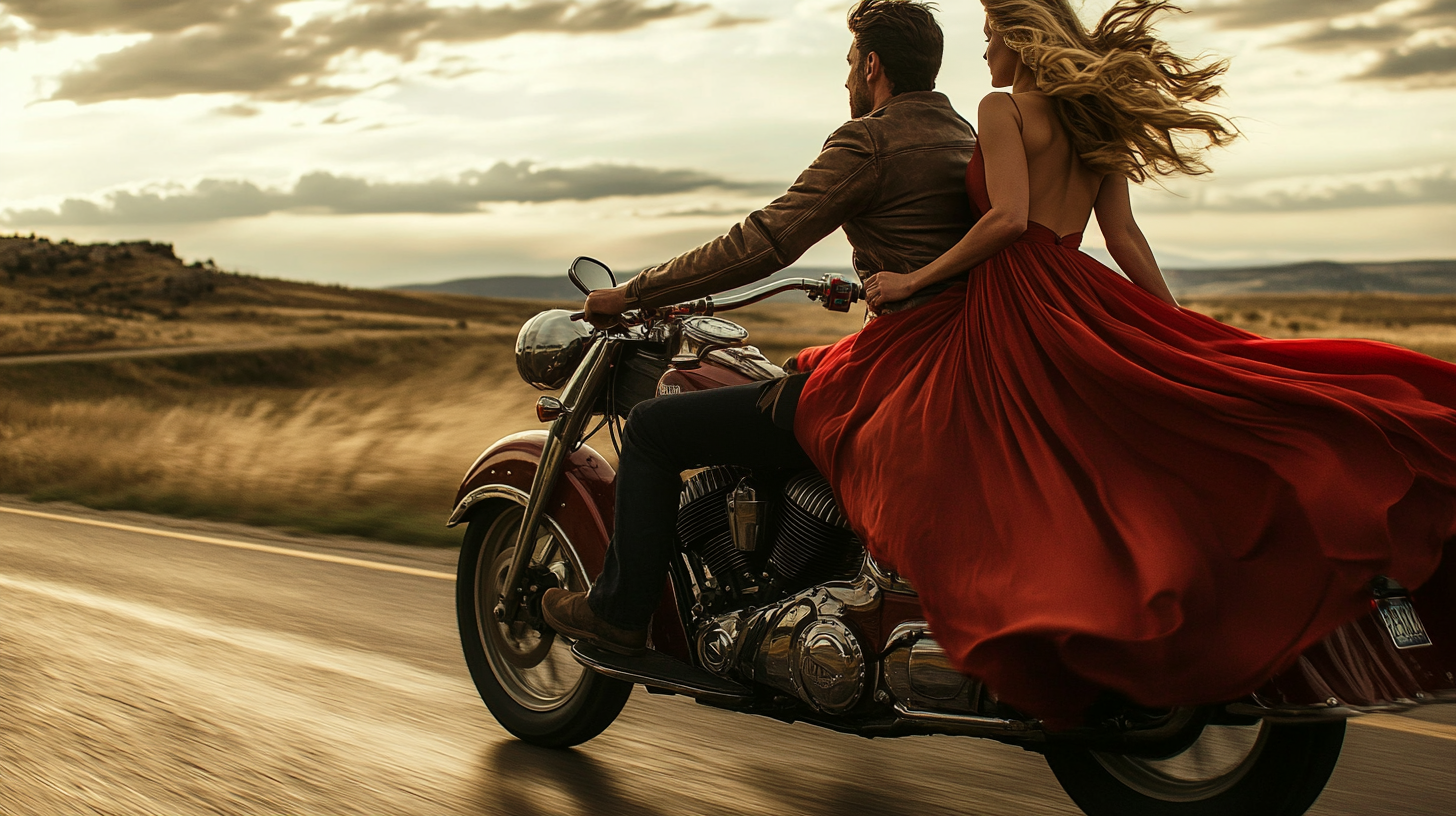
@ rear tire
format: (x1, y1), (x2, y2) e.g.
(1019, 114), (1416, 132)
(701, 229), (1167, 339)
(1046, 719), (1345, 816)
(457, 500), (631, 748)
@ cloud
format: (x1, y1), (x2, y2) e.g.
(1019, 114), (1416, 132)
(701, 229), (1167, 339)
(0, 0), (238, 35)
(1143, 166), (1456, 213)
(1283, 22), (1408, 52)
(1196, 0), (1386, 29)
(13, 0), (722, 103)
(3, 162), (776, 225)
(1193, 0), (1456, 85)
(1356, 41), (1456, 83)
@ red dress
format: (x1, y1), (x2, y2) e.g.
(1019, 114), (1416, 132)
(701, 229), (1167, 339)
(793, 148), (1456, 722)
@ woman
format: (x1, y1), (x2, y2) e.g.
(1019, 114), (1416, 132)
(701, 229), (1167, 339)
(793, 0), (1456, 724)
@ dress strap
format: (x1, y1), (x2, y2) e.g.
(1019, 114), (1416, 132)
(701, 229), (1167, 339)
(1004, 92), (1024, 133)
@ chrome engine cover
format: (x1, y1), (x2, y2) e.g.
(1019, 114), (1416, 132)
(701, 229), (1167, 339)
(699, 576), (878, 714)
(881, 622), (981, 716)
(791, 618), (866, 712)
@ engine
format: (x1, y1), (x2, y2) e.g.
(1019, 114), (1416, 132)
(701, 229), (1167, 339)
(677, 467), (986, 719)
(676, 467), (865, 605)
(676, 467), (875, 713)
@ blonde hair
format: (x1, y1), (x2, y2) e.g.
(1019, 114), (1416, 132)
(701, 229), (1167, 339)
(984, 0), (1236, 181)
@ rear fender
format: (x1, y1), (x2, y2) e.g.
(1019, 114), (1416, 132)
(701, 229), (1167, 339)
(449, 431), (691, 661)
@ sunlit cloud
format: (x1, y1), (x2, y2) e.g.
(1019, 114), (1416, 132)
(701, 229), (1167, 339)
(1143, 165), (1456, 213)
(3, 0), (724, 103)
(3, 162), (779, 225)
(1193, 0), (1456, 85)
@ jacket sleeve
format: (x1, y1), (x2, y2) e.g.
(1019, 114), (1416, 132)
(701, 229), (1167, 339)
(623, 121), (881, 309)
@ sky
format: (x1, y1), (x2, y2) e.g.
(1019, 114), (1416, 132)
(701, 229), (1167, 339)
(1, 0), (1453, 288)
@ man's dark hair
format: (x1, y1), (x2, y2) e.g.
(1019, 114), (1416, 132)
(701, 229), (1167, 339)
(847, 0), (944, 94)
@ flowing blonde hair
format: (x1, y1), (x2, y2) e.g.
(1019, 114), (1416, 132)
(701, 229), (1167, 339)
(984, 0), (1236, 181)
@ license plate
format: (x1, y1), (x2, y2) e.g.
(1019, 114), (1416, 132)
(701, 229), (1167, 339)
(1377, 597), (1433, 650)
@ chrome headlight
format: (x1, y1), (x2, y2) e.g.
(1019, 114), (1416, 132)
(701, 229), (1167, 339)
(515, 309), (593, 391)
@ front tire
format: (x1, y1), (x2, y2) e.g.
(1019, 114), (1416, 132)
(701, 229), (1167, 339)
(1046, 719), (1345, 816)
(457, 500), (631, 748)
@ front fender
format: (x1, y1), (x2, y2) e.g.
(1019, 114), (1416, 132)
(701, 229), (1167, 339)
(449, 431), (616, 578)
(449, 430), (692, 661)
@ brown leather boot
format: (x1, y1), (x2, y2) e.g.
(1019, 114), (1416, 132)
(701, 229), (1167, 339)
(541, 588), (648, 656)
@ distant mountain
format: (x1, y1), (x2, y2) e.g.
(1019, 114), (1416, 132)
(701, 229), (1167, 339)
(393, 275), (587, 301)
(1166, 260), (1456, 298)
(394, 260), (1456, 302)
(392, 266), (855, 302)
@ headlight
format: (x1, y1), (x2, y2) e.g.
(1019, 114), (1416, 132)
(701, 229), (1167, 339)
(515, 309), (593, 390)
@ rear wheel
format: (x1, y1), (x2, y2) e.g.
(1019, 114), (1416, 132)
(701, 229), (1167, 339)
(456, 500), (631, 748)
(1046, 719), (1345, 816)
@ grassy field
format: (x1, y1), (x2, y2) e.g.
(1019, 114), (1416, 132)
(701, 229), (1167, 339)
(5, 235), (1456, 548)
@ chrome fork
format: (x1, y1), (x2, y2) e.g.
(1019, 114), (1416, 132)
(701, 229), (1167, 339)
(495, 337), (620, 623)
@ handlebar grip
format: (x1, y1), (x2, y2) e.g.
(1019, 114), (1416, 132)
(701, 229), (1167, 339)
(569, 311), (587, 321)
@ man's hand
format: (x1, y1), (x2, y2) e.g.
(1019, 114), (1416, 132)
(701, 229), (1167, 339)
(583, 285), (630, 329)
(863, 271), (920, 312)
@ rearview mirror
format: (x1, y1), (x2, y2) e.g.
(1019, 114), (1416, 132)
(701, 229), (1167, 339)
(568, 256), (616, 295)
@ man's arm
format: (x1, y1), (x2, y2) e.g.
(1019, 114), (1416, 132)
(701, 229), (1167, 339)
(621, 121), (883, 310)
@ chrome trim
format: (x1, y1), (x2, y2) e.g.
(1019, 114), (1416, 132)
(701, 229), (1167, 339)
(1225, 701), (1414, 723)
(892, 703), (1043, 737)
(862, 553), (916, 594)
(704, 346), (785, 381)
(449, 485), (530, 527)
(710, 278), (820, 312)
(883, 621), (929, 654)
(570, 646), (751, 704)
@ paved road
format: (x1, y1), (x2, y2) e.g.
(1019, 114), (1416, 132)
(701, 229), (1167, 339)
(2, 499), (1453, 816)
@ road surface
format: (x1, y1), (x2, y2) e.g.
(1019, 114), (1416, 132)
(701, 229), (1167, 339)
(2, 498), (1453, 815)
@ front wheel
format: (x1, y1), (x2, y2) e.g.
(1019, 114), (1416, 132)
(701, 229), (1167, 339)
(1046, 719), (1345, 816)
(457, 500), (631, 748)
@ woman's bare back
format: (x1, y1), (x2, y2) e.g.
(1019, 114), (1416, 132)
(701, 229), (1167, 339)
(1005, 91), (1104, 239)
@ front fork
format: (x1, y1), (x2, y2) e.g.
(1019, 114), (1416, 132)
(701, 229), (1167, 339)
(496, 338), (620, 624)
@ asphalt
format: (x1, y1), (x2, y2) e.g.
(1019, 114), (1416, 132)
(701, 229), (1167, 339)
(1, 498), (1453, 816)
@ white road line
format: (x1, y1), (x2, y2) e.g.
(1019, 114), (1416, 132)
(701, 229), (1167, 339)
(0, 506), (455, 581)
(1351, 715), (1456, 743)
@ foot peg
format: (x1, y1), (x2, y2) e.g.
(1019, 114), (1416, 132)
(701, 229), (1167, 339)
(571, 643), (751, 703)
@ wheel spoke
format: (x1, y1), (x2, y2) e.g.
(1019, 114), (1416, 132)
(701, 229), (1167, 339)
(474, 506), (586, 712)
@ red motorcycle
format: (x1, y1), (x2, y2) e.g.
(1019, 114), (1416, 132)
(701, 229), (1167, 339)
(452, 257), (1456, 816)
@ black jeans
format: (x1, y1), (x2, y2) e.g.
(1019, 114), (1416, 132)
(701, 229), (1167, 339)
(587, 381), (813, 630)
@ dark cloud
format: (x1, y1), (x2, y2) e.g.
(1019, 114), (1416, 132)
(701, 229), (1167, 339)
(1283, 23), (1408, 52)
(3, 162), (772, 225)
(1147, 167), (1456, 213)
(8, 0), (721, 103)
(0, 0), (238, 35)
(1194, 0), (1456, 86)
(1196, 0), (1386, 29)
(708, 13), (768, 28)
(1357, 42), (1456, 83)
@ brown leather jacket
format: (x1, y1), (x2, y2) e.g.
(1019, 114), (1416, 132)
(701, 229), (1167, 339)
(623, 91), (978, 311)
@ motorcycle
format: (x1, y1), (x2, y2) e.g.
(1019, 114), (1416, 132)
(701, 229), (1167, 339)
(452, 256), (1456, 816)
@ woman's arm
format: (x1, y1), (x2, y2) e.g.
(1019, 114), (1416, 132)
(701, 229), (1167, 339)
(864, 93), (1029, 310)
(1093, 174), (1178, 307)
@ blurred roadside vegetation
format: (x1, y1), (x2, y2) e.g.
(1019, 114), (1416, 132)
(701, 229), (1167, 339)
(6, 234), (1456, 547)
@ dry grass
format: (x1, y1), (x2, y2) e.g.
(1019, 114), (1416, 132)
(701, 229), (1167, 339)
(0, 334), (543, 545)
(3, 291), (1454, 547)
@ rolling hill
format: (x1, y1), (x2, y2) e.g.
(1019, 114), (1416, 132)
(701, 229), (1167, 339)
(399, 260), (1456, 300)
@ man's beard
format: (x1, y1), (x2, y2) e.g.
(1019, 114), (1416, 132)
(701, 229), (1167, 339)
(848, 69), (874, 118)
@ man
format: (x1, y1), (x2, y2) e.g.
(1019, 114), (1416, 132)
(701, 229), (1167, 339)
(543, 0), (977, 654)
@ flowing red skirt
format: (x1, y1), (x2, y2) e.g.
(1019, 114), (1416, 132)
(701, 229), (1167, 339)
(793, 228), (1456, 722)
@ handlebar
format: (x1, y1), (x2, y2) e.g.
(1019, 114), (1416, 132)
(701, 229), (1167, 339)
(572, 273), (862, 327)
